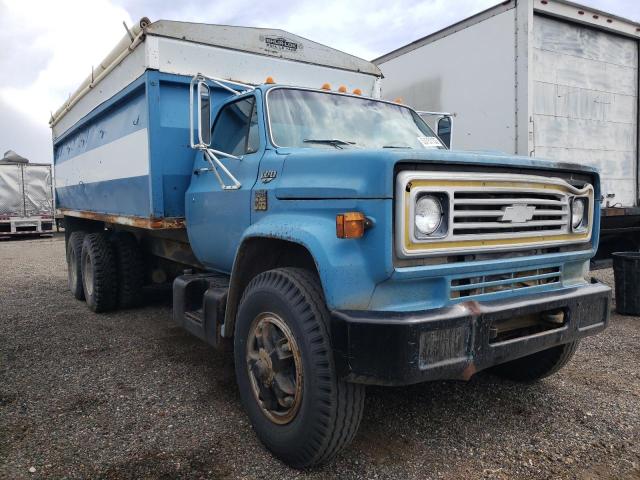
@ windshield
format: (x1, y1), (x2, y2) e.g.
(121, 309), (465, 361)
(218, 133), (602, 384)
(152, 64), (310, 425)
(266, 88), (445, 150)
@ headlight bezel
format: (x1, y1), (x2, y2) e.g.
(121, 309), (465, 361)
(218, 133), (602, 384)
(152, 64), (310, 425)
(571, 196), (589, 232)
(412, 192), (450, 239)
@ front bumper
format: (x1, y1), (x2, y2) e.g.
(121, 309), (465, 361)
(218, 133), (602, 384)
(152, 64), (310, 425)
(330, 281), (611, 386)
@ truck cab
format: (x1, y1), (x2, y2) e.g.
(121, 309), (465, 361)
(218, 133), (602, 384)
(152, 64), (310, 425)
(52, 19), (611, 469)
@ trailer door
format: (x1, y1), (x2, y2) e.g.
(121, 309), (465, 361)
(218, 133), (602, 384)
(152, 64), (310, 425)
(23, 165), (54, 217)
(0, 164), (25, 217)
(532, 15), (638, 207)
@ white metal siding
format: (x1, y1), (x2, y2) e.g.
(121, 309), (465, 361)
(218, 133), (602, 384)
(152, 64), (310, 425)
(377, 8), (518, 154)
(532, 14), (638, 206)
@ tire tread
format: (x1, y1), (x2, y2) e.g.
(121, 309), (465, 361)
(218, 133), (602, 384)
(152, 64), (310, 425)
(82, 232), (118, 312)
(66, 231), (85, 300)
(237, 267), (365, 468)
(110, 232), (144, 309)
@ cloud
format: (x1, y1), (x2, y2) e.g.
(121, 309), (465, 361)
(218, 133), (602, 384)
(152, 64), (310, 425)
(0, 98), (52, 163)
(115, 0), (500, 59)
(0, 0), (133, 162)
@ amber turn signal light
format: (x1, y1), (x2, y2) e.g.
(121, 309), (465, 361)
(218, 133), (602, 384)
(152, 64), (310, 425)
(352, 88), (362, 95)
(336, 212), (370, 239)
(265, 76), (275, 84)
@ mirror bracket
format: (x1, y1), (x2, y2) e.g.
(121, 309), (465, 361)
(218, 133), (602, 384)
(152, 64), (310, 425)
(189, 73), (254, 190)
(196, 148), (242, 190)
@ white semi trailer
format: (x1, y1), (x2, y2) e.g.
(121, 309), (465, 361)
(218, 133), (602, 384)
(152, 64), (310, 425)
(374, 0), (640, 256)
(0, 152), (54, 237)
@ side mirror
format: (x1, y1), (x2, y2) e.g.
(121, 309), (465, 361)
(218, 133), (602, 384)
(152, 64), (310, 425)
(437, 116), (452, 149)
(198, 81), (211, 146)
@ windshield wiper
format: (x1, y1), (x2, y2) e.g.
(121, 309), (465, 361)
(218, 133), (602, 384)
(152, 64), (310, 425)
(382, 145), (413, 149)
(303, 138), (356, 149)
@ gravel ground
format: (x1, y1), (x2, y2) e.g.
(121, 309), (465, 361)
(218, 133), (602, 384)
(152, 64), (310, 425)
(1, 235), (639, 479)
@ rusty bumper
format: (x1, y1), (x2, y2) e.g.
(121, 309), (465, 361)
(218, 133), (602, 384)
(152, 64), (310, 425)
(330, 280), (611, 386)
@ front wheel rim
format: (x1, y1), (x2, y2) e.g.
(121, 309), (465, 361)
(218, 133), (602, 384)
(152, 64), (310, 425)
(246, 312), (303, 425)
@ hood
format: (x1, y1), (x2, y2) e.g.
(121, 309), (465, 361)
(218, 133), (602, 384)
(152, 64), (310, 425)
(274, 148), (598, 200)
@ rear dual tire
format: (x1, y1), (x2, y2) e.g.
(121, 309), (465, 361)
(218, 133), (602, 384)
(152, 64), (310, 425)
(110, 232), (144, 309)
(81, 233), (118, 312)
(66, 231), (86, 300)
(66, 230), (143, 311)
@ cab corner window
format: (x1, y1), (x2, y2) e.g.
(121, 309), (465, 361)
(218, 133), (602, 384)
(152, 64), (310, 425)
(211, 96), (259, 156)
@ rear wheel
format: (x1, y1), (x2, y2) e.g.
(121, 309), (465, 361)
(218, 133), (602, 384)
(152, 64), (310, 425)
(492, 341), (579, 382)
(66, 231), (85, 300)
(234, 268), (365, 468)
(110, 232), (144, 309)
(81, 232), (118, 312)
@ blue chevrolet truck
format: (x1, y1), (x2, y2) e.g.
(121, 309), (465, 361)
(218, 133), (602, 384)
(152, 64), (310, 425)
(51, 19), (611, 468)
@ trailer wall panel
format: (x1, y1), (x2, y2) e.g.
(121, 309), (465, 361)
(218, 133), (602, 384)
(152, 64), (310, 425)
(0, 163), (53, 218)
(377, 7), (518, 154)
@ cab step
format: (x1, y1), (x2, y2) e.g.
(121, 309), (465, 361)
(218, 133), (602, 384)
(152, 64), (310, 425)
(172, 272), (230, 347)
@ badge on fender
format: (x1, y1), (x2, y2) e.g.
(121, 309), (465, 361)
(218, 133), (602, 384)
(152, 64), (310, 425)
(260, 170), (277, 183)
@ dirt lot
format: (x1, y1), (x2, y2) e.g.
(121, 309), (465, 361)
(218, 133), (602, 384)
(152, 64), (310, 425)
(1, 235), (639, 479)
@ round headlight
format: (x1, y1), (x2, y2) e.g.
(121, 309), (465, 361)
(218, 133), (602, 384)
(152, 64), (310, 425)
(415, 195), (443, 235)
(571, 198), (585, 229)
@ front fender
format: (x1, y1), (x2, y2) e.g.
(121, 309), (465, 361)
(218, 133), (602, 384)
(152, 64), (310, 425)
(242, 200), (392, 310)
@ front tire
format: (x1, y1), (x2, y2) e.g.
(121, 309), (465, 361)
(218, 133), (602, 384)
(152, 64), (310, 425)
(81, 233), (118, 313)
(491, 341), (579, 382)
(234, 268), (365, 468)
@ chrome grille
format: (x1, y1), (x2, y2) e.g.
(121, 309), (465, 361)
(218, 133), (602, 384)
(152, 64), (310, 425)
(452, 190), (569, 238)
(395, 171), (594, 258)
(450, 266), (562, 301)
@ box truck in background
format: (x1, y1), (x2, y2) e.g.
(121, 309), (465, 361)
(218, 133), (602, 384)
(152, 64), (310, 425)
(375, 0), (640, 259)
(51, 17), (610, 467)
(0, 151), (54, 237)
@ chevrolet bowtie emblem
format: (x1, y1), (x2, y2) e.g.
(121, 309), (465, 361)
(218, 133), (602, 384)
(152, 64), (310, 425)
(500, 204), (535, 223)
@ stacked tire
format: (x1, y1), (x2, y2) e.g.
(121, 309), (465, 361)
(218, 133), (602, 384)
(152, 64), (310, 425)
(66, 230), (143, 312)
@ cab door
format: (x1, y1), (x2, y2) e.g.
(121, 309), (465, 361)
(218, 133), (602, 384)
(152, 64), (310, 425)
(186, 92), (264, 271)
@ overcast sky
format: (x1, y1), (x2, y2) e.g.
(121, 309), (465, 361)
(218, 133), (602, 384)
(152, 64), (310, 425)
(0, 0), (638, 163)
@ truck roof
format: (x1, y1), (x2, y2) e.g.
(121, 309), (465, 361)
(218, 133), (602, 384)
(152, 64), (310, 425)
(146, 20), (381, 77)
